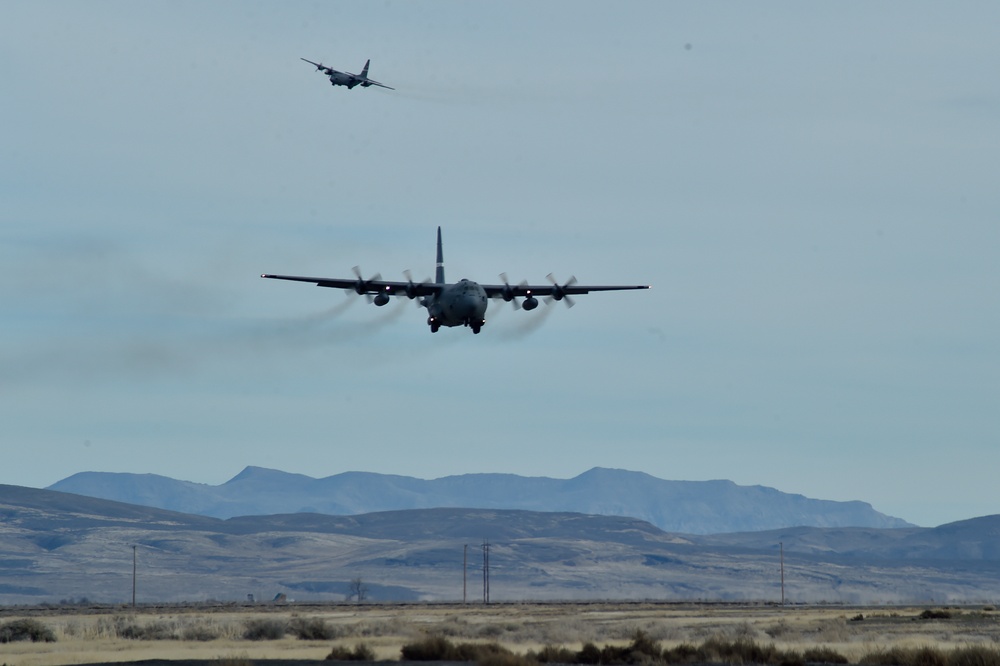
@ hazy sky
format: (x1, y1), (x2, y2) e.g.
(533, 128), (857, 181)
(3, 2), (998, 529)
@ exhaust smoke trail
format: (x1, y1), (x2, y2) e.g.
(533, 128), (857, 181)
(493, 301), (556, 340)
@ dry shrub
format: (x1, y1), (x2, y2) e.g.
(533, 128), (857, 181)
(574, 642), (600, 664)
(731, 621), (763, 641)
(478, 652), (538, 666)
(401, 634), (458, 660)
(326, 642), (376, 661)
(630, 621), (678, 643)
(662, 642), (702, 664)
(355, 617), (407, 637)
(817, 617), (853, 643)
(629, 629), (662, 661)
(215, 651), (254, 666)
(556, 634), (838, 666)
(530, 644), (577, 663)
(950, 645), (1000, 666)
(432, 615), (472, 638)
(400, 635), (514, 662)
(0, 618), (57, 643)
(183, 623), (222, 641)
(61, 620), (81, 637)
(94, 614), (228, 641)
(919, 610), (954, 621)
(544, 617), (596, 644)
(242, 618), (287, 641)
(289, 616), (338, 640)
(119, 619), (177, 640)
(478, 624), (506, 639)
(765, 620), (793, 639)
(700, 636), (784, 665)
(527, 634), (840, 666)
(860, 646), (948, 666)
(802, 646), (850, 664)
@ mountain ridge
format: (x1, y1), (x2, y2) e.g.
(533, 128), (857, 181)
(2, 483), (999, 605)
(48, 466), (912, 534)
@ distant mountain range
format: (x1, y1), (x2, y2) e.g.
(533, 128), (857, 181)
(2, 484), (999, 605)
(47, 466), (912, 534)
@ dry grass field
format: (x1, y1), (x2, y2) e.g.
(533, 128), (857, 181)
(3, 602), (1000, 666)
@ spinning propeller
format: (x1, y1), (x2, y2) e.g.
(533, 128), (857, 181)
(349, 266), (383, 303)
(495, 273), (539, 311)
(403, 269), (432, 306)
(497, 273), (523, 310)
(545, 274), (577, 308)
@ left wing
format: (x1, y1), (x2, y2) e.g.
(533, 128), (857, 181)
(480, 276), (650, 306)
(261, 273), (440, 298)
(361, 79), (395, 90)
(301, 58), (341, 76)
(480, 283), (651, 297)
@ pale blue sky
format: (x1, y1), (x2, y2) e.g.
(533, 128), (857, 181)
(2, 2), (998, 528)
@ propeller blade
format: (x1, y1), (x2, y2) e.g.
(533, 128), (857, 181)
(351, 265), (381, 302)
(498, 273), (521, 310)
(545, 273), (577, 308)
(402, 269), (429, 305)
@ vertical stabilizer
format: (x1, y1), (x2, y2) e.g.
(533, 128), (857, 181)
(360, 59), (370, 78)
(435, 226), (445, 284)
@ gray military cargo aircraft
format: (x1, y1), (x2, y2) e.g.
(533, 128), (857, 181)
(301, 57), (394, 90)
(261, 228), (650, 334)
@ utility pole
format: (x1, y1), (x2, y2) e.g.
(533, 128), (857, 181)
(132, 545), (137, 608)
(779, 542), (785, 606)
(463, 544), (467, 604)
(481, 540), (490, 604)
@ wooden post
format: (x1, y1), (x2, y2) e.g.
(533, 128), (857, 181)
(780, 542), (785, 606)
(132, 545), (137, 608)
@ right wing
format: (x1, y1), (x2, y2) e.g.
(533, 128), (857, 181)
(362, 79), (395, 91)
(261, 273), (441, 298)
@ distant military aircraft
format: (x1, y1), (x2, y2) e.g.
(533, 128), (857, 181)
(301, 57), (394, 90)
(261, 227), (650, 334)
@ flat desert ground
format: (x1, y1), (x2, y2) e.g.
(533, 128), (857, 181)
(3, 602), (1000, 666)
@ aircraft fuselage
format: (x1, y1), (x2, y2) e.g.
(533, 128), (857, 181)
(426, 279), (488, 333)
(328, 72), (360, 88)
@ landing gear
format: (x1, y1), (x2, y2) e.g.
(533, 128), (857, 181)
(471, 324), (481, 334)
(428, 316), (440, 333)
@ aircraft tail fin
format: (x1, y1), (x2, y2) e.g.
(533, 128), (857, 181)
(435, 226), (445, 284)
(360, 59), (371, 78)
